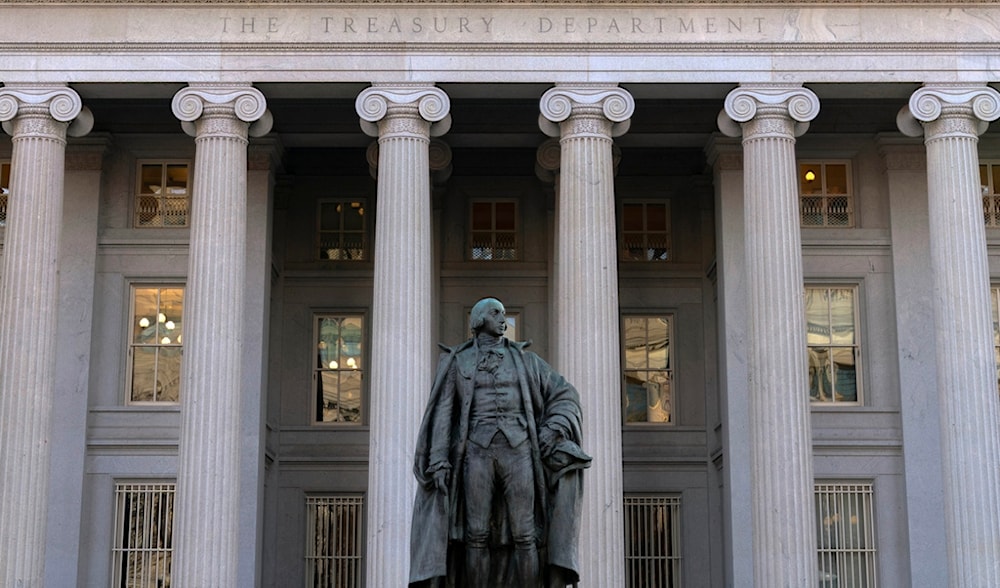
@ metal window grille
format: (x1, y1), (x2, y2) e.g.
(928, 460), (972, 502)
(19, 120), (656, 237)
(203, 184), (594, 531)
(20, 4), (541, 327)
(621, 201), (671, 261)
(135, 162), (190, 228)
(982, 162), (1000, 227)
(0, 161), (9, 227)
(806, 286), (861, 404)
(469, 200), (518, 260)
(815, 482), (878, 588)
(318, 199), (367, 260)
(305, 495), (365, 588)
(624, 495), (681, 587)
(112, 482), (175, 588)
(622, 316), (673, 424)
(800, 162), (854, 227)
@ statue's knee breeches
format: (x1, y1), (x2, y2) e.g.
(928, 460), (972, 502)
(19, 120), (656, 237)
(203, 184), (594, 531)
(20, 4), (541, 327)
(463, 442), (496, 547)
(497, 441), (536, 545)
(463, 435), (538, 547)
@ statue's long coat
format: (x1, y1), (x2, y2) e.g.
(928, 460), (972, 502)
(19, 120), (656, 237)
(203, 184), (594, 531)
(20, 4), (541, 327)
(409, 338), (589, 586)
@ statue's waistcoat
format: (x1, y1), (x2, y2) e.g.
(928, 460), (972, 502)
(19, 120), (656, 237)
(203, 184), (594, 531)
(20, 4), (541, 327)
(468, 349), (528, 448)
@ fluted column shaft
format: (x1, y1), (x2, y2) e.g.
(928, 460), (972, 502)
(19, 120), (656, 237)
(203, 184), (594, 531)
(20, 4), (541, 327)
(170, 85), (268, 587)
(356, 84), (450, 587)
(721, 85), (820, 587)
(540, 85), (633, 587)
(901, 84), (1000, 586)
(0, 85), (86, 587)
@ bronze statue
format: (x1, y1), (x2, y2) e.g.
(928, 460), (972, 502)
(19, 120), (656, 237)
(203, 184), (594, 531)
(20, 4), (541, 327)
(410, 298), (591, 588)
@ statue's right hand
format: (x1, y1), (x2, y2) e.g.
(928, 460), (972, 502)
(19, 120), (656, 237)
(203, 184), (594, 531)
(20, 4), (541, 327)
(432, 469), (449, 494)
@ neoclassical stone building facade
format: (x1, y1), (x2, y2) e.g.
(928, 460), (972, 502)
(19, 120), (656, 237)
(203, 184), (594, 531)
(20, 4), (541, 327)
(0, 1), (999, 586)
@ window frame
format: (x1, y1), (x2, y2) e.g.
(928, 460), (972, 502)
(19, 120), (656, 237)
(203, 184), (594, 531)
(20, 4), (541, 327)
(623, 493), (682, 588)
(0, 160), (10, 228)
(317, 197), (369, 262)
(621, 313), (675, 426)
(133, 159), (192, 229)
(467, 198), (520, 262)
(989, 285), (1000, 393)
(111, 479), (176, 588)
(312, 312), (367, 426)
(814, 480), (879, 588)
(798, 159), (855, 228)
(618, 199), (673, 263)
(304, 494), (366, 588)
(981, 160), (1000, 227)
(125, 283), (185, 406)
(805, 284), (864, 407)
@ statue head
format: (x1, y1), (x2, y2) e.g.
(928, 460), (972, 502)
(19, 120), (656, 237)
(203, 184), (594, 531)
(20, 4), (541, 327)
(470, 297), (506, 336)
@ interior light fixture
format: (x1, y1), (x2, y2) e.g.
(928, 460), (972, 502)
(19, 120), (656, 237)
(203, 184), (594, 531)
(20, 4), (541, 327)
(805, 170), (817, 182)
(139, 317), (151, 328)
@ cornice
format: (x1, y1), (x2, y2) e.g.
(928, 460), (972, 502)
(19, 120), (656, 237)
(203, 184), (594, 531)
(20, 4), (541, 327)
(0, 41), (996, 54)
(2, 0), (993, 4)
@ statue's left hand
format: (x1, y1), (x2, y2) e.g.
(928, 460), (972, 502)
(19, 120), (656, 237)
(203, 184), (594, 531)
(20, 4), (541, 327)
(432, 468), (449, 494)
(539, 425), (563, 456)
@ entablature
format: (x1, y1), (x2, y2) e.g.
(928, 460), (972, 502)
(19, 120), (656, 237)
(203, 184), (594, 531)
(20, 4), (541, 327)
(0, 3), (998, 83)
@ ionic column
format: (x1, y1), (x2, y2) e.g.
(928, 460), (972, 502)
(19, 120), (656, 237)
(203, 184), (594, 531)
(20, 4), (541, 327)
(898, 84), (1000, 586)
(170, 84), (271, 587)
(719, 85), (820, 587)
(355, 84), (450, 587)
(540, 84), (633, 586)
(0, 84), (91, 587)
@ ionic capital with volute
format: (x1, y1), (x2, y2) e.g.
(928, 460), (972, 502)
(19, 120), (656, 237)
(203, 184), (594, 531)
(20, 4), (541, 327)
(718, 85), (820, 140)
(355, 84), (451, 140)
(539, 84), (634, 139)
(0, 84), (93, 139)
(535, 137), (561, 183)
(171, 84), (272, 140)
(364, 137), (452, 182)
(897, 84), (1000, 139)
(428, 138), (453, 183)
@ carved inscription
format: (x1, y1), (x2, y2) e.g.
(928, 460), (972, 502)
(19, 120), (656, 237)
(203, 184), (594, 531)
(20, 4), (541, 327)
(536, 16), (765, 34)
(216, 10), (773, 42)
(221, 16), (281, 34)
(6, 6), (1000, 47)
(320, 16), (496, 34)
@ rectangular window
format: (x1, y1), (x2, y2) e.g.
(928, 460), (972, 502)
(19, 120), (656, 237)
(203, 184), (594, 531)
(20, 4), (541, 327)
(0, 161), (9, 227)
(806, 286), (861, 404)
(623, 316), (673, 424)
(128, 286), (184, 403)
(469, 200), (518, 260)
(815, 482), (878, 588)
(990, 286), (1000, 391)
(981, 161), (1000, 226)
(135, 161), (190, 227)
(315, 314), (364, 424)
(624, 494), (681, 587)
(305, 495), (365, 588)
(112, 481), (175, 588)
(621, 200), (671, 261)
(319, 199), (367, 260)
(800, 161), (854, 227)
(503, 311), (519, 342)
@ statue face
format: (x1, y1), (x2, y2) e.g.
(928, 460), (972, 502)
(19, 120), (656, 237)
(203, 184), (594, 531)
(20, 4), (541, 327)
(478, 300), (507, 337)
